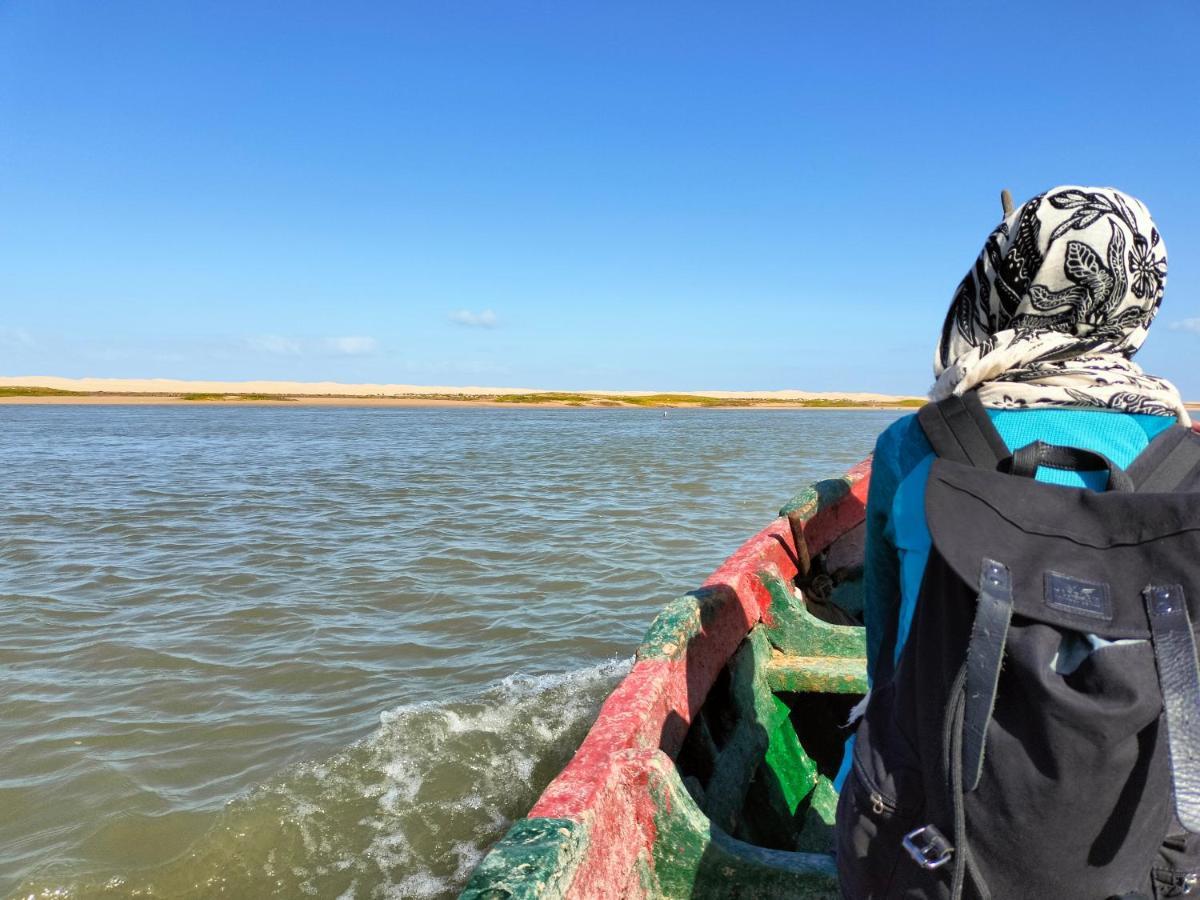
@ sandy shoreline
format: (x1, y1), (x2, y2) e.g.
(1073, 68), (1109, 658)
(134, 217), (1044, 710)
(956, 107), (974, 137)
(0, 376), (924, 409)
(0, 375), (915, 402)
(3, 377), (1196, 410)
(0, 394), (921, 410)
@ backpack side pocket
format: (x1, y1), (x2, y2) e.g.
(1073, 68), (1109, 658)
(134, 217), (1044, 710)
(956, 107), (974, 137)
(835, 736), (924, 898)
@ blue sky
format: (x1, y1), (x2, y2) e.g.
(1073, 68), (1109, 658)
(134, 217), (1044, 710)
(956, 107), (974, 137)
(1, 1), (1198, 395)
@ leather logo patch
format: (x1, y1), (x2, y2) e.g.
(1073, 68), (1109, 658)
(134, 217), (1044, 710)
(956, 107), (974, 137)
(1044, 571), (1113, 621)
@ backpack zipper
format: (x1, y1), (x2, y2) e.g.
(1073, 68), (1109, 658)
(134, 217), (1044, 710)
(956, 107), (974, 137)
(870, 791), (891, 816)
(852, 753), (908, 817)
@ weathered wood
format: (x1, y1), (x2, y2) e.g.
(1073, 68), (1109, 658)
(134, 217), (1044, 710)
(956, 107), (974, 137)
(459, 817), (586, 899)
(462, 457), (874, 899)
(702, 629), (781, 832)
(765, 652), (868, 695)
(634, 749), (840, 899)
(761, 570), (866, 659)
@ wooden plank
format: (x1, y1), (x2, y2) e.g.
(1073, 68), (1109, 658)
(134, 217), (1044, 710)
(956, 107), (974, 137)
(760, 570), (867, 659)
(765, 652), (868, 695)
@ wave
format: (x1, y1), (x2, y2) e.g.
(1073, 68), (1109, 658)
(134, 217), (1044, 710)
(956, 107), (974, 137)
(14, 658), (631, 900)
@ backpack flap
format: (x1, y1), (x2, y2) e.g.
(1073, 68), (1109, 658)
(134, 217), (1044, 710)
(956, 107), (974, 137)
(926, 459), (1200, 641)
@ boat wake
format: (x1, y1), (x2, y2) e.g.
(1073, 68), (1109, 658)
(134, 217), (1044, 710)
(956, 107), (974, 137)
(15, 658), (631, 900)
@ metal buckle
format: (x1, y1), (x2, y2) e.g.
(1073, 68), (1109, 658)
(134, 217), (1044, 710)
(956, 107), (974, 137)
(902, 824), (954, 870)
(1164, 871), (1200, 896)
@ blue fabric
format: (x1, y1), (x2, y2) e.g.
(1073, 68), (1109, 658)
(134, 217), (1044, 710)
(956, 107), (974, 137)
(834, 408), (1175, 793)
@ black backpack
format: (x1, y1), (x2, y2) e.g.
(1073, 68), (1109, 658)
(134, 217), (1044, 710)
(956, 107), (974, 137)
(836, 392), (1200, 900)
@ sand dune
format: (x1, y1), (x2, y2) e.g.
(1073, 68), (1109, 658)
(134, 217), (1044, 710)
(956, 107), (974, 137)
(0, 375), (918, 403)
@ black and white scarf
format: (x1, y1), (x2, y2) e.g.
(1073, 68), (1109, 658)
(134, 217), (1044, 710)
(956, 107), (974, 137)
(931, 185), (1189, 425)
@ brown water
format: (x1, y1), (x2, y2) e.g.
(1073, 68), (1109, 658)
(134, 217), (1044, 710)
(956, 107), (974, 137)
(1, 406), (900, 898)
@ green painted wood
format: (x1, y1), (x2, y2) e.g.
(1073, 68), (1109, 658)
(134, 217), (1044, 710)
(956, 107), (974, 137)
(636, 593), (704, 662)
(764, 694), (818, 816)
(764, 653), (868, 694)
(703, 716), (767, 834)
(808, 777), (839, 828)
(760, 571), (866, 658)
(733, 693), (826, 852)
(778, 477), (852, 521)
(458, 817), (584, 900)
(793, 777), (840, 854)
(701, 628), (775, 832)
(624, 850), (657, 897)
(702, 626), (830, 852)
(636, 584), (737, 662)
(640, 750), (840, 899)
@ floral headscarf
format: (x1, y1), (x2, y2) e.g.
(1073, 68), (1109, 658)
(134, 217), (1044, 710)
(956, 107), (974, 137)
(931, 186), (1189, 425)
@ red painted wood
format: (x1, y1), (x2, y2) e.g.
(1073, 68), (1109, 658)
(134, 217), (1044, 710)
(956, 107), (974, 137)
(799, 458), (871, 556)
(561, 751), (661, 899)
(530, 658), (680, 820)
(517, 457), (873, 891)
(531, 514), (814, 824)
(702, 517), (799, 614)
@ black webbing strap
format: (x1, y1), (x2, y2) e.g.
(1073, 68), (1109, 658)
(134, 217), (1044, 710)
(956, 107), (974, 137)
(1009, 441), (1135, 492)
(963, 559), (1014, 792)
(1144, 585), (1200, 834)
(1134, 429), (1200, 493)
(918, 393), (1010, 469)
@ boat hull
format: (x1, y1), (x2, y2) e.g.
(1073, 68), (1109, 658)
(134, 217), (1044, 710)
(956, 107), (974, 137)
(462, 459), (872, 898)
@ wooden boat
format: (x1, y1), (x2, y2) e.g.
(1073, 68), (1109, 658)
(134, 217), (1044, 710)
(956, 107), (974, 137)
(461, 459), (872, 899)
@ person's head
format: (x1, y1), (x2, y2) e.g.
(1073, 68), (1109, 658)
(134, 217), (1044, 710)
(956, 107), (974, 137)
(931, 186), (1184, 421)
(938, 186), (1166, 374)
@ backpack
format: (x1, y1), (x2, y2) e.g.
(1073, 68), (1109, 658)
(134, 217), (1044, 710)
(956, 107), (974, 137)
(836, 391), (1200, 900)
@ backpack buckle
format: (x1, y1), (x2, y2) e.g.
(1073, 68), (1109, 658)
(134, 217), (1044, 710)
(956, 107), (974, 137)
(1161, 871), (1199, 896)
(902, 824), (954, 870)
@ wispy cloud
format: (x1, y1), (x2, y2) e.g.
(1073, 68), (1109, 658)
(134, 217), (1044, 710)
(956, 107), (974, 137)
(325, 336), (378, 355)
(450, 309), (498, 328)
(0, 327), (35, 348)
(1169, 319), (1200, 335)
(245, 334), (303, 354)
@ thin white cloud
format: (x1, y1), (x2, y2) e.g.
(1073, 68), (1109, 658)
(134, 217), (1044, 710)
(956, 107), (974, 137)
(246, 335), (303, 354)
(0, 327), (35, 348)
(450, 309), (498, 328)
(325, 336), (378, 355)
(1169, 319), (1200, 335)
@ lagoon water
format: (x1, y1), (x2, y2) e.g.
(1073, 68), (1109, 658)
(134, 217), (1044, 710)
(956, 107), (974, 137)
(1, 406), (900, 899)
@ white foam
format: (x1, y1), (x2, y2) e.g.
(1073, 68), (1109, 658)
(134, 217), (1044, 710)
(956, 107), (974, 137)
(352, 657), (632, 895)
(390, 871), (449, 899)
(32, 658), (632, 899)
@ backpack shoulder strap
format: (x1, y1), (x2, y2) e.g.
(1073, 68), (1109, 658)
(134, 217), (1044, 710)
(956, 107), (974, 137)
(1128, 425), (1200, 492)
(917, 391), (1009, 469)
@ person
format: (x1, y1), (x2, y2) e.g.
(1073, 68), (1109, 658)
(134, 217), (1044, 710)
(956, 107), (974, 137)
(860, 185), (1185, 687)
(834, 185), (1193, 898)
(847, 184), (1184, 692)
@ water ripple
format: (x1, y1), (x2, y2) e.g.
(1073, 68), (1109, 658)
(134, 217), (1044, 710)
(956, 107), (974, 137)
(1, 406), (899, 897)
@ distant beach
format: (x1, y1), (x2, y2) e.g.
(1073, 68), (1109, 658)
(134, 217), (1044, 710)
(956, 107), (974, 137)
(0, 376), (925, 409)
